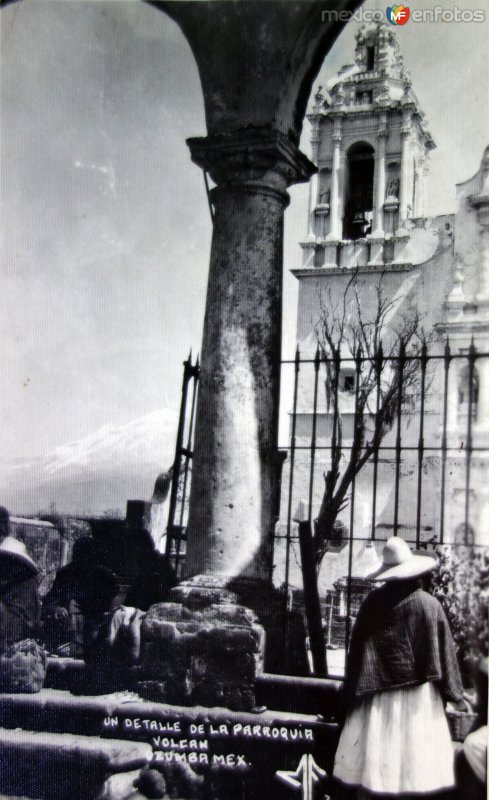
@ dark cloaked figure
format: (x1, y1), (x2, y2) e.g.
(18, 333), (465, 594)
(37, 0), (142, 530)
(125, 533), (176, 612)
(0, 506), (10, 542)
(42, 536), (119, 656)
(333, 537), (463, 800)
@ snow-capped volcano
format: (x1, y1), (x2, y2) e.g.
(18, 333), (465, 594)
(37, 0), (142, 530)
(0, 408), (178, 516)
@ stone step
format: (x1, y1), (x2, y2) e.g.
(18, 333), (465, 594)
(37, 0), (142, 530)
(0, 727), (152, 800)
(0, 688), (333, 740)
(0, 689), (342, 800)
(44, 658), (343, 719)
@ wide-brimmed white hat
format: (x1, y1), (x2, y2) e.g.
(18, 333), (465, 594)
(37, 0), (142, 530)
(366, 536), (437, 582)
(0, 536), (38, 575)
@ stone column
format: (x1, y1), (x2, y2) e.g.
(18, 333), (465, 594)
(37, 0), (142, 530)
(397, 110), (412, 233)
(475, 352), (489, 432)
(371, 115), (387, 238)
(305, 121), (320, 241)
(446, 357), (459, 436)
(185, 129), (314, 582)
(471, 197), (489, 302)
(327, 116), (342, 241)
(478, 224), (489, 301)
(305, 170), (319, 240)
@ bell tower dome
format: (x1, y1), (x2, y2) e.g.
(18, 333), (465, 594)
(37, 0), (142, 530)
(303, 22), (435, 270)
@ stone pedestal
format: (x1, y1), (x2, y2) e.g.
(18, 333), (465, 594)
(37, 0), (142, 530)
(300, 240), (316, 268)
(323, 241), (339, 268)
(367, 235), (384, 267)
(137, 577), (265, 712)
(393, 232), (411, 264)
(339, 241), (355, 269)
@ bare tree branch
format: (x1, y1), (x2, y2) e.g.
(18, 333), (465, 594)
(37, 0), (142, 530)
(314, 273), (430, 564)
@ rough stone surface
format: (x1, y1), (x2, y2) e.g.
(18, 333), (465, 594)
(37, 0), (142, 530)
(0, 728), (152, 800)
(97, 763), (205, 800)
(169, 585), (238, 610)
(161, 1), (363, 144)
(138, 598), (264, 711)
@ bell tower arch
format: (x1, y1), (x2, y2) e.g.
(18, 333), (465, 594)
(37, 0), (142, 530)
(344, 141), (375, 240)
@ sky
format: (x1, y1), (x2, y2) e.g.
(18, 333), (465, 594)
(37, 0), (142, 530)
(1, 0), (488, 471)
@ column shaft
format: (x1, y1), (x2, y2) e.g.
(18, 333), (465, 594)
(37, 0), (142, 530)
(186, 187), (284, 580)
(398, 112), (411, 229)
(372, 123), (387, 237)
(306, 172), (318, 239)
(327, 118), (342, 241)
(477, 225), (489, 301)
(185, 130), (314, 582)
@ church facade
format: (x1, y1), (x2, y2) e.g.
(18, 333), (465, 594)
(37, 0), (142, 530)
(276, 23), (489, 605)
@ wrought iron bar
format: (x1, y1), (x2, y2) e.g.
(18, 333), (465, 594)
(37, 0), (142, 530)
(280, 444), (489, 453)
(175, 356), (200, 575)
(415, 342), (428, 548)
(393, 341), (406, 536)
(166, 352), (193, 560)
(307, 346), (321, 524)
(439, 339), (451, 545)
(284, 346), (300, 613)
(280, 351), (489, 365)
(463, 340), (476, 544)
(370, 343), (383, 541)
(345, 346), (363, 652)
(330, 347), (341, 479)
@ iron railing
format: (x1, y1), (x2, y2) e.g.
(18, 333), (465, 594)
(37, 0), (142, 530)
(168, 342), (489, 676)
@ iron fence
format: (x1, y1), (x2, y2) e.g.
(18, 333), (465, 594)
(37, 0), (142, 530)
(168, 342), (489, 676)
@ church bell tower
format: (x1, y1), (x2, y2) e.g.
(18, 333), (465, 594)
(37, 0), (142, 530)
(302, 22), (435, 270)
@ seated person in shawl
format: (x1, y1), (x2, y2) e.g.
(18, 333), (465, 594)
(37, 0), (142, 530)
(42, 536), (119, 657)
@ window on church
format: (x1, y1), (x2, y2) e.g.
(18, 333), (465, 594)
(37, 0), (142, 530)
(344, 142), (374, 240)
(340, 370), (356, 394)
(356, 90), (373, 104)
(366, 46), (375, 71)
(458, 363), (479, 419)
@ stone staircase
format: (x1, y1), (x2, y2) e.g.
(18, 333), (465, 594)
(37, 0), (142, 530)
(0, 676), (341, 800)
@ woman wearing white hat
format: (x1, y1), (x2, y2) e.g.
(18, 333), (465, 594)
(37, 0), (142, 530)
(333, 536), (464, 800)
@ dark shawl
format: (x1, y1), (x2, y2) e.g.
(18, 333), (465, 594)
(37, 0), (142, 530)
(344, 582), (463, 705)
(0, 569), (40, 651)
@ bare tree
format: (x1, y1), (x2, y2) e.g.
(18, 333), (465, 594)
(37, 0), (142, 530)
(300, 272), (428, 675)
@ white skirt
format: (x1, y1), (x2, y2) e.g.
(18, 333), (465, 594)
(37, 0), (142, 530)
(333, 682), (455, 795)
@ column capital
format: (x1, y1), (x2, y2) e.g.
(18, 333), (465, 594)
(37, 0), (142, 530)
(187, 127), (316, 203)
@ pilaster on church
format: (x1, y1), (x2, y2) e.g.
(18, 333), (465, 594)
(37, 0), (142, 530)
(441, 145), (489, 445)
(299, 21), (435, 274)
